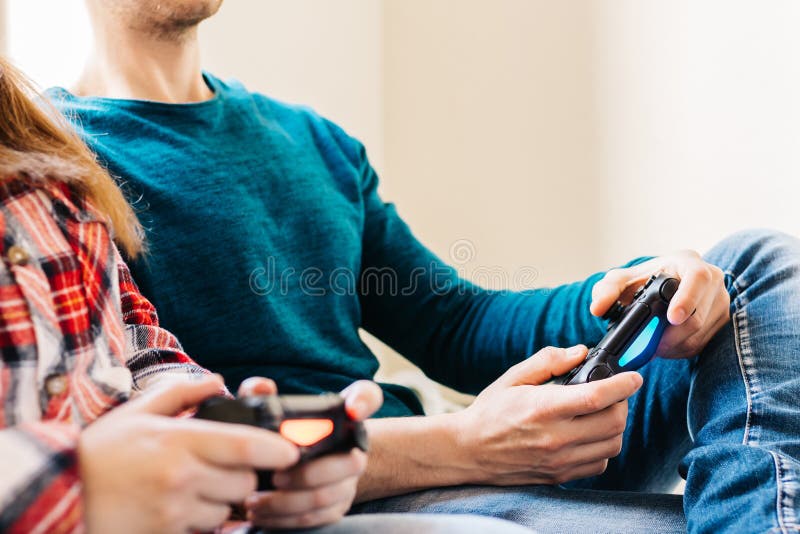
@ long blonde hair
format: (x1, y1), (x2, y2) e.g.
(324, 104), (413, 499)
(0, 57), (143, 257)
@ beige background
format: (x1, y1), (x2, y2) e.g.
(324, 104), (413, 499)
(2, 0), (800, 397)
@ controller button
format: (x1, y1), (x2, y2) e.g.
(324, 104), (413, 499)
(280, 419), (335, 446)
(660, 278), (680, 302)
(587, 366), (613, 382)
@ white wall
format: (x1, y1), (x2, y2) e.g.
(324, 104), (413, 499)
(383, 0), (800, 283)
(383, 1), (604, 288)
(594, 0), (800, 265)
(3, 0), (90, 89)
(199, 0), (384, 173)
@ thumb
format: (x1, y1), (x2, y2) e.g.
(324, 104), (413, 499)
(340, 380), (383, 421)
(120, 375), (226, 416)
(590, 263), (654, 317)
(499, 345), (588, 387)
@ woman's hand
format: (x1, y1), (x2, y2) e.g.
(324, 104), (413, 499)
(591, 250), (731, 359)
(241, 379), (383, 529)
(78, 376), (300, 534)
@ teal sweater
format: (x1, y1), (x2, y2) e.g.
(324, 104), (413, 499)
(49, 74), (635, 417)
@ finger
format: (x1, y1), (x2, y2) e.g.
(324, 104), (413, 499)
(340, 380), (383, 420)
(552, 372), (642, 417)
(175, 419), (300, 469)
(667, 264), (716, 325)
(272, 449), (366, 490)
(187, 501), (232, 532)
(558, 435), (625, 467)
(250, 499), (350, 530)
(555, 459), (609, 484)
(238, 377), (278, 397)
(657, 296), (728, 359)
(195, 464), (257, 503)
(590, 264), (654, 316)
(118, 376), (226, 417)
(658, 286), (715, 354)
(501, 345), (589, 386)
(245, 476), (356, 516)
(571, 400), (628, 444)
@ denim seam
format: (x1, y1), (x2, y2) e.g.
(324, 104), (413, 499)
(774, 452), (799, 531)
(729, 272), (755, 446)
(731, 271), (794, 533)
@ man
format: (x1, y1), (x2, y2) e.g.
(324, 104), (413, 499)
(49, 0), (800, 532)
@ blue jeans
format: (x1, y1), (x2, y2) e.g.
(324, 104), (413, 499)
(237, 514), (534, 533)
(353, 230), (800, 533)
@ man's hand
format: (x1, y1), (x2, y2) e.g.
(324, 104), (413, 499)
(591, 250), (731, 359)
(453, 345), (642, 485)
(242, 380), (383, 530)
(79, 376), (300, 534)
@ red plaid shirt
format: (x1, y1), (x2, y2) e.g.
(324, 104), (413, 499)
(0, 179), (209, 533)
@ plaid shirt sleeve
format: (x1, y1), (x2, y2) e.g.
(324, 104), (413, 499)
(115, 246), (213, 392)
(0, 422), (82, 534)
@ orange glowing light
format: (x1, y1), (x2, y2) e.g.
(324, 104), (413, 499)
(279, 419), (335, 446)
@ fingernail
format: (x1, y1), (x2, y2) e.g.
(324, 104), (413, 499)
(346, 399), (367, 420)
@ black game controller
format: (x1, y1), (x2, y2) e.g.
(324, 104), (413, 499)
(194, 393), (368, 490)
(556, 273), (679, 385)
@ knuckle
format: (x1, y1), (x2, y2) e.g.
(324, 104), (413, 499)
(582, 391), (602, 413)
(540, 434), (564, 452)
(604, 268), (624, 282)
(311, 488), (331, 508)
(233, 436), (255, 464)
(613, 407), (628, 434)
(539, 346), (561, 361)
(611, 417), (627, 436)
(612, 436), (624, 456)
(692, 265), (713, 282)
(157, 463), (192, 492)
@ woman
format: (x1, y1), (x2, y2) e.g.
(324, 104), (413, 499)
(0, 58), (381, 534)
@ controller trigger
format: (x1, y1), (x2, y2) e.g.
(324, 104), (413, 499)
(602, 302), (626, 324)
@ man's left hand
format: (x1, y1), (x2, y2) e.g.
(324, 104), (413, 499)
(590, 250), (731, 359)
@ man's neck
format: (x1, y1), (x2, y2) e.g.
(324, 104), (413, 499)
(75, 24), (213, 104)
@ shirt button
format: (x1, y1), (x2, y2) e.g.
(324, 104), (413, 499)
(45, 374), (68, 397)
(6, 245), (30, 266)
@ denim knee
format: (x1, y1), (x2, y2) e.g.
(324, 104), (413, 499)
(704, 228), (800, 294)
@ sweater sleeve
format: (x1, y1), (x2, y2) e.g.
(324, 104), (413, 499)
(115, 246), (212, 392)
(344, 130), (651, 394)
(0, 422), (82, 534)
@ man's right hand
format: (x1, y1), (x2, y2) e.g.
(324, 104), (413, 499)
(452, 345), (642, 486)
(78, 376), (300, 534)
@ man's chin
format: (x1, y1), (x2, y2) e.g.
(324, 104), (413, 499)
(116, 0), (224, 38)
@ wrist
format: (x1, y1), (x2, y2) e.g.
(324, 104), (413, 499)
(426, 411), (480, 486)
(356, 412), (480, 501)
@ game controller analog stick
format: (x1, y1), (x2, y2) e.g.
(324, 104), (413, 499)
(194, 393), (367, 490)
(556, 273), (679, 385)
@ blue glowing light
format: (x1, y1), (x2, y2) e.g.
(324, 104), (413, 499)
(618, 316), (660, 368)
